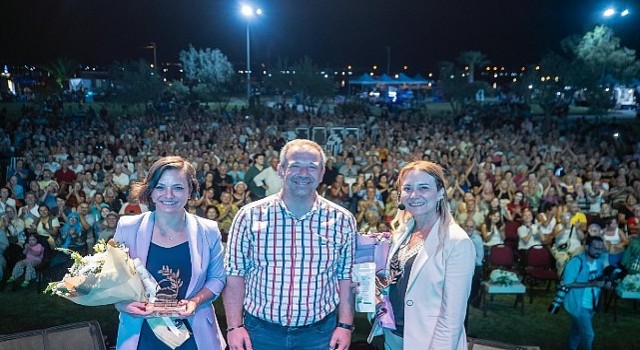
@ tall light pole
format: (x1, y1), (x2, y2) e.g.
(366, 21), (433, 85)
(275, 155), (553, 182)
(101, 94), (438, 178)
(241, 5), (262, 103)
(386, 46), (391, 75)
(145, 42), (157, 70)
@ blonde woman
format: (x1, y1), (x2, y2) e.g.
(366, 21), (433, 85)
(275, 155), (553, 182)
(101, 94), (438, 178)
(371, 161), (475, 349)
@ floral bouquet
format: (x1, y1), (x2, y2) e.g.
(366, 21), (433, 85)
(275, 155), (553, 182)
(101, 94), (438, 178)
(354, 231), (397, 343)
(489, 269), (520, 286)
(46, 240), (190, 349)
(45, 240), (147, 305)
(619, 274), (640, 292)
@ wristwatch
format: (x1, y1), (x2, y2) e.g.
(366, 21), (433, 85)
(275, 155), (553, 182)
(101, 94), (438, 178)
(337, 322), (355, 332)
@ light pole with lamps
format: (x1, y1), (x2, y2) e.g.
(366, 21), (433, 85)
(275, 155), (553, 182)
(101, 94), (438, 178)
(144, 42), (157, 70)
(241, 5), (262, 103)
(603, 7), (630, 18)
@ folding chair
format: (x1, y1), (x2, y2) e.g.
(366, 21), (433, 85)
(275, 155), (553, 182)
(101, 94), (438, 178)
(489, 244), (517, 272)
(524, 244), (559, 303)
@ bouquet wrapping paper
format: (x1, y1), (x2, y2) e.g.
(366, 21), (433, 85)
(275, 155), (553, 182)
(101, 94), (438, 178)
(50, 243), (146, 306)
(355, 232), (397, 343)
(47, 240), (190, 349)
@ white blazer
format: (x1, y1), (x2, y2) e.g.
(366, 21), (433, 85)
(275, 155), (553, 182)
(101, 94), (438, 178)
(387, 218), (475, 350)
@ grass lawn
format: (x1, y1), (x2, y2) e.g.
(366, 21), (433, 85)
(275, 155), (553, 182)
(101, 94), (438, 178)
(1, 99), (597, 120)
(1, 282), (637, 349)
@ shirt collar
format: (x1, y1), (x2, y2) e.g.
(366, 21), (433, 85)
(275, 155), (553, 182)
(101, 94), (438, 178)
(276, 192), (322, 221)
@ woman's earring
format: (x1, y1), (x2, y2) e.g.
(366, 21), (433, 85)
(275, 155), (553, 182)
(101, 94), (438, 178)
(436, 200), (441, 212)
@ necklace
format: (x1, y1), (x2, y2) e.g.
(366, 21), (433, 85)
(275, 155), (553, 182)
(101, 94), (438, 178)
(397, 227), (426, 263)
(396, 235), (424, 277)
(154, 220), (184, 241)
(159, 226), (179, 241)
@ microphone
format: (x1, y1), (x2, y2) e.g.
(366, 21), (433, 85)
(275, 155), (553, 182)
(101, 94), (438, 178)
(398, 203), (406, 210)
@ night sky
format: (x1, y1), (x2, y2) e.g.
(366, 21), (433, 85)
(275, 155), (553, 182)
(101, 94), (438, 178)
(1, 0), (638, 73)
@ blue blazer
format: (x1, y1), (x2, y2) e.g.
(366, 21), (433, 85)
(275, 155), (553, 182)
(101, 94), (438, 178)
(114, 211), (227, 350)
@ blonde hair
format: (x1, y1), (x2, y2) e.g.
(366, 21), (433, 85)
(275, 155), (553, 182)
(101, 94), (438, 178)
(391, 161), (453, 255)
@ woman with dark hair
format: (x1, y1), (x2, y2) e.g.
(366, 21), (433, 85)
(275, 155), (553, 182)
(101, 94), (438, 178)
(65, 181), (86, 208)
(114, 156), (226, 350)
(204, 205), (220, 221)
(200, 171), (216, 194)
(481, 209), (505, 253)
(195, 187), (218, 213)
(536, 202), (558, 246)
(35, 204), (60, 248)
(505, 190), (528, 222)
(370, 160), (475, 349)
(89, 193), (107, 222)
(327, 173), (351, 209)
(0, 186), (16, 214)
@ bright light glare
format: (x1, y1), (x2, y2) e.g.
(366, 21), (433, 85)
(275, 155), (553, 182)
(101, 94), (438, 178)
(603, 8), (616, 17)
(241, 5), (253, 17)
(241, 5), (261, 17)
(621, 9), (629, 16)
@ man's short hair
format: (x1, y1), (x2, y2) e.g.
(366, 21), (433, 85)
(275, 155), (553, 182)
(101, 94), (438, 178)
(586, 235), (604, 247)
(279, 139), (327, 167)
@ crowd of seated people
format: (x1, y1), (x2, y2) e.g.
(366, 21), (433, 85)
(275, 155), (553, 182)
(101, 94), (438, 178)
(2, 102), (640, 289)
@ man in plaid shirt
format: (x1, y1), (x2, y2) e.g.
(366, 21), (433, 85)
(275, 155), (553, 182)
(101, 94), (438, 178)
(224, 139), (357, 350)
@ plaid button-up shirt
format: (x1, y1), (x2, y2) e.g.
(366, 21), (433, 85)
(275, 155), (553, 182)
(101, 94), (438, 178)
(225, 193), (356, 326)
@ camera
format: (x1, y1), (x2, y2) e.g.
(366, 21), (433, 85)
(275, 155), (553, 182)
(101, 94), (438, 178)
(593, 265), (627, 289)
(548, 285), (570, 314)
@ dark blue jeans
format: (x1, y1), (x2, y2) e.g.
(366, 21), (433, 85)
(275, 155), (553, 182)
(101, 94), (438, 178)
(244, 312), (336, 350)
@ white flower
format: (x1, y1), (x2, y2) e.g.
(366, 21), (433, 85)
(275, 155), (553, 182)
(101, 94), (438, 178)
(45, 239), (128, 295)
(620, 274), (640, 292)
(489, 269), (520, 285)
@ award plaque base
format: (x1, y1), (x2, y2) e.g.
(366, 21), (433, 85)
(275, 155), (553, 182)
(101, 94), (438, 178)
(148, 300), (187, 317)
